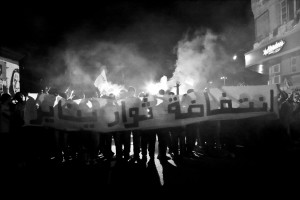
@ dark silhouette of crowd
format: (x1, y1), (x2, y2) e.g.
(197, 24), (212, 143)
(0, 85), (299, 172)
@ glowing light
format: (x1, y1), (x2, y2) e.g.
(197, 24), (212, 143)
(145, 80), (168, 95)
(28, 93), (38, 100)
(86, 101), (92, 108)
(54, 96), (62, 107)
(258, 64), (264, 74)
(146, 82), (158, 95)
(263, 40), (285, 56)
(185, 78), (194, 87)
(245, 54), (252, 66)
(220, 76), (227, 86)
(233, 54), (237, 60)
(73, 99), (81, 104)
(156, 98), (163, 106)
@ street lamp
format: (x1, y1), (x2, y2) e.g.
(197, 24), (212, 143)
(220, 76), (227, 86)
(175, 81), (181, 95)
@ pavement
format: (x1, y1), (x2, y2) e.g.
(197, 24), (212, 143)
(3, 140), (300, 195)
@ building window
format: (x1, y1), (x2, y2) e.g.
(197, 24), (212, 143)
(273, 75), (281, 84)
(292, 74), (300, 84)
(291, 57), (297, 72)
(296, 0), (300, 22)
(282, 0), (288, 24)
(271, 64), (281, 74)
(255, 11), (270, 41)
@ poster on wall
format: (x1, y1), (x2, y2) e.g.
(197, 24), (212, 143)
(0, 79), (3, 94)
(4, 61), (20, 96)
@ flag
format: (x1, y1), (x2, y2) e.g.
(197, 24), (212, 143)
(94, 69), (108, 91)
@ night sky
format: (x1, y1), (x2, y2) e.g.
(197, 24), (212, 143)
(1, 0), (266, 93)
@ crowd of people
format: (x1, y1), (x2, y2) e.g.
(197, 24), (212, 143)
(0, 84), (298, 169)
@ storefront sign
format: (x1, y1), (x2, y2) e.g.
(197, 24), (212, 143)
(263, 40), (285, 56)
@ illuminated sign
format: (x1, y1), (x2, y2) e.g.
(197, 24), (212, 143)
(263, 40), (285, 56)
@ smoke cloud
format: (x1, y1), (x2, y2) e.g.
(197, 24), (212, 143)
(162, 29), (232, 94)
(43, 32), (164, 95)
(21, 1), (256, 95)
(41, 28), (240, 96)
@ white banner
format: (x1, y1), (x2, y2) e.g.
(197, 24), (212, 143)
(23, 85), (279, 132)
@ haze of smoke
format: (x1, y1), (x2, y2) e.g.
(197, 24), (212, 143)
(46, 36), (162, 95)
(166, 29), (232, 94)
(43, 26), (240, 96)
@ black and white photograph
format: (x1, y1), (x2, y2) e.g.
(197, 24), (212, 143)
(1, 0), (300, 195)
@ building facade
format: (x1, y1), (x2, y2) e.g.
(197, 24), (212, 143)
(245, 0), (300, 90)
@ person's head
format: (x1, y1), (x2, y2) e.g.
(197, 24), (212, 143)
(48, 87), (59, 96)
(127, 86), (136, 97)
(85, 87), (98, 98)
(106, 93), (116, 105)
(109, 93), (116, 99)
(138, 91), (145, 98)
(168, 91), (175, 96)
(73, 89), (85, 100)
(159, 89), (165, 96)
(165, 89), (171, 96)
(187, 89), (194, 94)
(12, 92), (24, 104)
(59, 92), (67, 99)
(118, 89), (127, 99)
(0, 93), (11, 104)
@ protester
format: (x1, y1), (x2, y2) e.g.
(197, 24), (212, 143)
(155, 89), (173, 162)
(184, 122), (200, 159)
(0, 93), (13, 167)
(124, 86), (142, 163)
(0, 93), (12, 135)
(139, 92), (157, 164)
(141, 129), (157, 164)
(99, 93), (117, 161)
(10, 92), (26, 167)
(114, 89), (131, 162)
(169, 126), (186, 161)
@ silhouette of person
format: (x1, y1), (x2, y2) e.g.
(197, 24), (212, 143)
(140, 92), (157, 164)
(10, 92), (26, 167)
(0, 93), (13, 167)
(114, 89), (131, 162)
(156, 89), (173, 162)
(99, 93), (116, 161)
(124, 86), (142, 163)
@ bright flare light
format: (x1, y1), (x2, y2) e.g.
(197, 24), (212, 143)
(233, 54), (237, 60)
(145, 79), (168, 95)
(146, 82), (158, 95)
(185, 77), (194, 87)
(86, 101), (92, 108)
(28, 93), (38, 100)
(258, 64), (264, 74)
